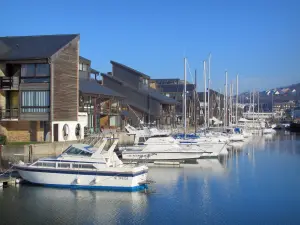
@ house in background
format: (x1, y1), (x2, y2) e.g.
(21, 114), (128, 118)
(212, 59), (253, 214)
(102, 61), (177, 127)
(153, 79), (195, 124)
(0, 34), (86, 142)
(78, 56), (125, 133)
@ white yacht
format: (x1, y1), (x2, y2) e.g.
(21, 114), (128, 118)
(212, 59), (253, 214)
(14, 138), (149, 191)
(120, 136), (210, 162)
(124, 124), (228, 157)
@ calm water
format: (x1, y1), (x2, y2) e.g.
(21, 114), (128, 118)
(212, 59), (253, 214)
(1, 132), (300, 225)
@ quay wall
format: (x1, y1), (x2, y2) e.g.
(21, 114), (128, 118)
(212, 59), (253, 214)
(0, 132), (134, 168)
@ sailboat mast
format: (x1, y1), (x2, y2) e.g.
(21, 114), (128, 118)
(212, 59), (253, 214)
(184, 57), (187, 137)
(252, 90), (255, 127)
(219, 88), (221, 126)
(225, 71), (228, 127)
(230, 82), (233, 126)
(208, 53), (211, 126)
(204, 61), (207, 129)
(236, 74), (239, 125)
(194, 69), (197, 134)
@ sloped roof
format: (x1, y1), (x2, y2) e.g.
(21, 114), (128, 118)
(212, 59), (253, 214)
(79, 56), (91, 65)
(149, 88), (178, 104)
(110, 61), (150, 79)
(102, 73), (177, 105)
(0, 34), (79, 61)
(79, 78), (124, 98)
(158, 83), (195, 93)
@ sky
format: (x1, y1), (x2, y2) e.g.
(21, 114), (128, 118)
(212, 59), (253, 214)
(1, 0), (300, 92)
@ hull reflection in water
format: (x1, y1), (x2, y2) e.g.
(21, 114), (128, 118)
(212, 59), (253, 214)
(0, 185), (148, 225)
(147, 159), (227, 185)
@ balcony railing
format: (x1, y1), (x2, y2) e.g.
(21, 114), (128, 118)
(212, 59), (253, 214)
(0, 108), (19, 120)
(79, 106), (120, 115)
(0, 77), (19, 90)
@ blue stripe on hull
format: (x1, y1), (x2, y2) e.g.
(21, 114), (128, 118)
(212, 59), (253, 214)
(15, 166), (148, 177)
(26, 181), (148, 192)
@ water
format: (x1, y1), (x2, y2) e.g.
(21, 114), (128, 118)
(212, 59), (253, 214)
(1, 132), (300, 225)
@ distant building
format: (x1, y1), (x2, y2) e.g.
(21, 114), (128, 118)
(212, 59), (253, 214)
(152, 79), (195, 123)
(102, 62), (177, 127)
(273, 100), (296, 116)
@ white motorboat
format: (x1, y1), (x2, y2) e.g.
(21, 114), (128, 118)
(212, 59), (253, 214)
(120, 136), (213, 162)
(14, 138), (149, 191)
(124, 124), (227, 156)
(263, 128), (276, 135)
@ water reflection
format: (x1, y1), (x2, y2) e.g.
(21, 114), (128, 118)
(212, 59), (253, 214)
(0, 185), (148, 225)
(2, 132), (300, 224)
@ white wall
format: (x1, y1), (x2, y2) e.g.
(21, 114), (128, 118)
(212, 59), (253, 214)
(51, 112), (87, 142)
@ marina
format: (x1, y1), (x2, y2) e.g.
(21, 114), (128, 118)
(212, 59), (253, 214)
(1, 131), (300, 224)
(0, 1), (300, 224)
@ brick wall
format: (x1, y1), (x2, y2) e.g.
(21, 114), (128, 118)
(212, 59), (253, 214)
(1, 121), (44, 142)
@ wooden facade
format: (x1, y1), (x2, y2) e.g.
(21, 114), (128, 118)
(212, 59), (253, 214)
(51, 37), (79, 121)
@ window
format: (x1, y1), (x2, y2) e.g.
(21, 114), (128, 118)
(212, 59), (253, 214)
(64, 146), (83, 155)
(82, 64), (88, 71)
(36, 64), (50, 77)
(34, 162), (56, 168)
(63, 124), (69, 140)
(73, 164), (95, 169)
(21, 64), (50, 83)
(21, 64), (35, 77)
(58, 163), (70, 168)
(21, 91), (50, 113)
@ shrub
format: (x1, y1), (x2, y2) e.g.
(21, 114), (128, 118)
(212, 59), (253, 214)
(0, 135), (7, 145)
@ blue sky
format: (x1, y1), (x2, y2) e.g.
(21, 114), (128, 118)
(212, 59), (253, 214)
(1, 0), (300, 92)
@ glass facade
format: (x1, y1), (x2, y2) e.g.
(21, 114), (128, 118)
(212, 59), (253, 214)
(21, 91), (50, 113)
(21, 64), (50, 83)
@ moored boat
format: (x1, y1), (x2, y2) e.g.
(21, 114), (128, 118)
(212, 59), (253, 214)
(14, 138), (149, 191)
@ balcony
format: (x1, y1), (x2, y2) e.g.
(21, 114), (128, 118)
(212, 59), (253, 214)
(0, 77), (19, 90)
(0, 108), (19, 121)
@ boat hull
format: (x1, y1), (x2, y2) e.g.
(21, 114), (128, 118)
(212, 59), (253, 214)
(15, 166), (148, 192)
(290, 122), (300, 132)
(122, 151), (203, 161)
(179, 142), (228, 156)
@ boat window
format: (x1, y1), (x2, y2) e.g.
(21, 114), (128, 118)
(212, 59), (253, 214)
(79, 151), (92, 157)
(64, 147), (83, 155)
(34, 162), (56, 168)
(73, 164), (95, 169)
(58, 163), (71, 168)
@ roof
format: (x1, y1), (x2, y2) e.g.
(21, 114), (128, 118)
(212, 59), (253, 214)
(158, 84), (195, 93)
(79, 56), (91, 65)
(149, 88), (178, 104)
(152, 79), (180, 85)
(110, 61), (150, 79)
(102, 73), (177, 105)
(0, 34), (79, 61)
(79, 78), (124, 98)
(90, 68), (100, 74)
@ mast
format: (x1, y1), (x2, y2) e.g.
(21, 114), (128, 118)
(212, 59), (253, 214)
(203, 61), (207, 129)
(252, 90), (255, 128)
(236, 74), (239, 125)
(225, 71), (228, 128)
(257, 90), (260, 121)
(194, 69), (197, 134)
(230, 82), (233, 126)
(208, 53), (211, 126)
(184, 57), (187, 138)
(219, 88), (221, 125)
(223, 84), (226, 129)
